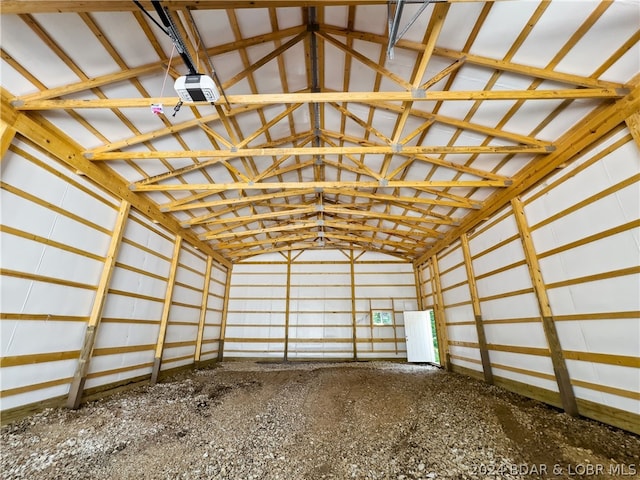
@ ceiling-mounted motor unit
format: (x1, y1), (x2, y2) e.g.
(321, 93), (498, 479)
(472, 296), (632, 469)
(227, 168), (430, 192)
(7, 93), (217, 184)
(174, 74), (220, 103)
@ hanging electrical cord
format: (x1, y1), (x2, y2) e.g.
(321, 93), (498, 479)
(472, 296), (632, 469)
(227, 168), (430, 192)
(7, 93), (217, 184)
(134, 0), (222, 115)
(184, 8), (231, 110)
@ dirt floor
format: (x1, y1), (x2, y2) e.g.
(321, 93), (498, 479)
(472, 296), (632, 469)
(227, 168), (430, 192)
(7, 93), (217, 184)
(1, 362), (638, 480)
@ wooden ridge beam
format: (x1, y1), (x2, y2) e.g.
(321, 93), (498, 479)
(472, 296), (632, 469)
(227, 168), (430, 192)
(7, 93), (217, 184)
(13, 88), (627, 110)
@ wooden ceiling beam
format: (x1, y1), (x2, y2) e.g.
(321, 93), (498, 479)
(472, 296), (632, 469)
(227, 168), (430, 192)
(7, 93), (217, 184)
(189, 206), (317, 227)
(131, 179), (510, 193)
(14, 88), (627, 111)
(323, 220), (436, 241)
(5, 1), (511, 14)
(90, 144), (550, 162)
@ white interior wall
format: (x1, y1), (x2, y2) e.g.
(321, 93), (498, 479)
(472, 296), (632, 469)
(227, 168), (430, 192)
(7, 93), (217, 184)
(1, 140), (118, 410)
(289, 250), (352, 360)
(87, 212), (175, 390)
(430, 126), (639, 428)
(354, 252), (416, 360)
(160, 246), (208, 371)
(521, 127), (640, 416)
(466, 209), (558, 393)
(436, 242), (483, 374)
(225, 257), (288, 358)
(198, 263), (228, 362)
(1, 139), (228, 414)
(225, 250), (417, 360)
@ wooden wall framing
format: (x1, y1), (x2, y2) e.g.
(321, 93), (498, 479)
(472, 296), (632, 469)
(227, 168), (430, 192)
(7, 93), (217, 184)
(0, 135), (231, 421)
(223, 250), (416, 361)
(420, 125), (640, 434)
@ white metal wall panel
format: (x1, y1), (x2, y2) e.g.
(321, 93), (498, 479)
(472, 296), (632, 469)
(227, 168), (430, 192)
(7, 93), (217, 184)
(199, 264), (228, 361)
(438, 245), (482, 373)
(355, 259), (415, 360)
(289, 258), (353, 360)
(225, 260), (287, 358)
(521, 129), (640, 416)
(90, 214), (174, 387)
(466, 210), (557, 387)
(224, 251), (416, 360)
(162, 247), (207, 370)
(0, 143), (119, 411)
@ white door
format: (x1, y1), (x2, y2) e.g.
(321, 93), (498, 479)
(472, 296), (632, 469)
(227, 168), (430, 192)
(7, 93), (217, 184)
(404, 310), (436, 363)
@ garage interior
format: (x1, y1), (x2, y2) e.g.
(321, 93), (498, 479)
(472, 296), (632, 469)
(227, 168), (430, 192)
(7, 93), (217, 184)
(1, 0), (639, 478)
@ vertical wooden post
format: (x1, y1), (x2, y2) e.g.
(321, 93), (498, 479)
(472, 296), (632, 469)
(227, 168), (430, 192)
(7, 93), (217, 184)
(284, 251), (292, 361)
(194, 256), (213, 365)
(414, 265), (424, 311)
(217, 265), (232, 362)
(460, 233), (494, 384)
(625, 112), (640, 148)
(512, 197), (578, 416)
(150, 235), (182, 385)
(0, 119), (16, 160)
(430, 255), (450, 370)
(66, 201), (130, 409)
(350, 250), (358, 361)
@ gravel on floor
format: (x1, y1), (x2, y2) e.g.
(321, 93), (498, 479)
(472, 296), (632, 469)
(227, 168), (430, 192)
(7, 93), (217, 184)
(1, 361), (638, 480)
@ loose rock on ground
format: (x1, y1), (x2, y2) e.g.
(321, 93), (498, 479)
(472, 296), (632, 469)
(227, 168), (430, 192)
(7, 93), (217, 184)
(1, 362), (638, 479)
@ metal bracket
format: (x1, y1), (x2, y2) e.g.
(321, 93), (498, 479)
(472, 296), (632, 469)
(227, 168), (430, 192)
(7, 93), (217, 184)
(412, 88), (427, 99)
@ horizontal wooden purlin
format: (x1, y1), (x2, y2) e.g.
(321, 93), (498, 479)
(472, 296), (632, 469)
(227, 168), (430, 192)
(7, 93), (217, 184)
(0, 350), (80, 368)
(324, 220), (439, 239)
(90, 145), (548, 161)
(133, 180), (510, 192)
(14, 89), (627, 111)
